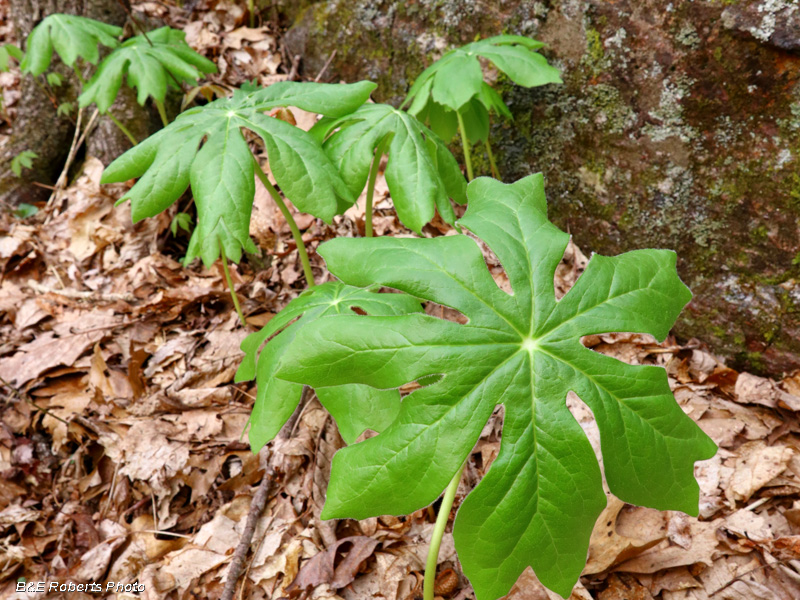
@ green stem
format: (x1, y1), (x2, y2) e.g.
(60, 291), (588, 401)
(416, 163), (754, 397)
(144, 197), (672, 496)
(252, 157), (316, 287)
(220, 242), (247, 327)
(456, 111), (474, 182)
(424, 462), (465, 600)
(155, 99), (169, 127)
(485, 139), (499, 179)
(364, 136), (390, 237)
(106, 112), (138, 146)
(248, 0), (255, 28)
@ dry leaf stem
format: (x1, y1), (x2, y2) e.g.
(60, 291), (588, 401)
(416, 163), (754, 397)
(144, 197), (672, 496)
(220, 389), (310, 600)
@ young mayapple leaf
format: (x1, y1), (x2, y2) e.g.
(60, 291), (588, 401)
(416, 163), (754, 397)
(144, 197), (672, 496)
(234, 281), (422, 451)
(20, 14), (122, 76)
(405, 34), (561, 114)
(0, 44), (23, 72)
(275, 174), (718, 599)
(312, 103), (467, 233)
(78, 27), (217, 113)
(405, 35), (559, 146)
(101, 81), (375, 266)
(410, 82), (512, 144)
(11, 150), (38, 177)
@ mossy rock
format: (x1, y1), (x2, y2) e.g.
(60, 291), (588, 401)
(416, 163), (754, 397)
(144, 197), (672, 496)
(284, 0), (800, 376)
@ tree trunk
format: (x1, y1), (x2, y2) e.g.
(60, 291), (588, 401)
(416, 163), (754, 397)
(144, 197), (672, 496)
(0, 0), (147, 206)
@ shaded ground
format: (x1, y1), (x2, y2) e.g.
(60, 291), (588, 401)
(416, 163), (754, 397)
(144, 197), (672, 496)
(3, 2), (800, 600)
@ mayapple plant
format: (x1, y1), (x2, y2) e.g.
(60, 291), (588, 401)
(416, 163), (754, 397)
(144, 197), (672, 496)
(270, 175), (718, 599)
(311, 102), (467, 236)
(16, 14), (216, 146)
(101, 81), (375, 275)
(403, 35), (562, 179)
(77, 26), (217, 127)
(90, 21), (715, 600)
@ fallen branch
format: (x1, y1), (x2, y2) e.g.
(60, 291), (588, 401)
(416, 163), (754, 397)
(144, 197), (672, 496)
(45, 108), (100, 220)
(220, 387), (311, 600)
(27, 280), (136, 303)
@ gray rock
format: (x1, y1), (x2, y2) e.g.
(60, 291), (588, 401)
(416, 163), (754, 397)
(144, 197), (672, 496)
(285, 0), (800, 375)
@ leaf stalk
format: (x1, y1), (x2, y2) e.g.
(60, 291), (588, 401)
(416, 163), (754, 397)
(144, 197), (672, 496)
(424, 461), (465, 600)
(456, 110), (474, 181)
(252, 157), (316, 287)
(106, 112), (138, 146)
(219, 242), (247, 327)
(485, 139), (499, 179)
(364, 136), (390, 237)
(154, 99), (169, 127)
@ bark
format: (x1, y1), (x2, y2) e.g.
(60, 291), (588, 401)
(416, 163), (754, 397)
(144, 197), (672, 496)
(0, 0), (146, 206)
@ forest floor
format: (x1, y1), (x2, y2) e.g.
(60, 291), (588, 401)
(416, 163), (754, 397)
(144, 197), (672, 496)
(3, 2), (800, 600)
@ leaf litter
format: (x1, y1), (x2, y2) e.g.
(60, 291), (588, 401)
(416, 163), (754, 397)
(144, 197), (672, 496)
(3, 2), (800, 599)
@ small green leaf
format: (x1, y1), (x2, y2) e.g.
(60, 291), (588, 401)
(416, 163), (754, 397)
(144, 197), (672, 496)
(406, 35), (561, 114)
(12, 203), (38, 219)
(275, 175), (717, 599)
(46, 72), (63, 87)
(170, 212), (193, 236)
(407, 36), (558, 144)
(234, 281), (422, 451)
(317, 103), (467, 233)
(20, 14), (121, 76)
(78, 27), (217, 113)
(56, 101), (73, 117)
(101, 81), (376, 266)
(410, 87), (507, 145)
(10, 150), (38, 177)
(0, 44), (22, 72)
(458, 98), (490, 144)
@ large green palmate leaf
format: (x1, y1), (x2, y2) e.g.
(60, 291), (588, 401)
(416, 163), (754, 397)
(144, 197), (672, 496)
(235, 282), (423, 451)
(275, 175), (718, 599)
(101, 80), (375, 266)
(20, 14), (122, 76)
(78, 27), (216, 113)
(312, 103), (467, 233)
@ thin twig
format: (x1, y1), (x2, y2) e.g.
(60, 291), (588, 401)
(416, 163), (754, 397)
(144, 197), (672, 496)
(47, 107), (84, 206)
(221, 452), (275, 600)
(287, 54), (301, 82)
(115, 0), (154, 46)
(100, 460), (121, 519)
(44, 109), (100, 223)
(115, 0), (184, 90)
(0, 375), (69, 424)
(220, 388), (311, 600)
(27, 280), (136, 303)
(313, 50), (337, 83)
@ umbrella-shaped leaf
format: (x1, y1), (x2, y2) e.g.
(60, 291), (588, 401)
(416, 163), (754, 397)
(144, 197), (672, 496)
(101, 80), (375, 265)
(78, 27), (216, 113)
(20, 14), (121, 76)
(406, 34), (560, 113)
(234, 282), (423, 450)
(275, 174), (717, 599)
(315, 103), (467, 233)
(406, 35), (559, 144)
